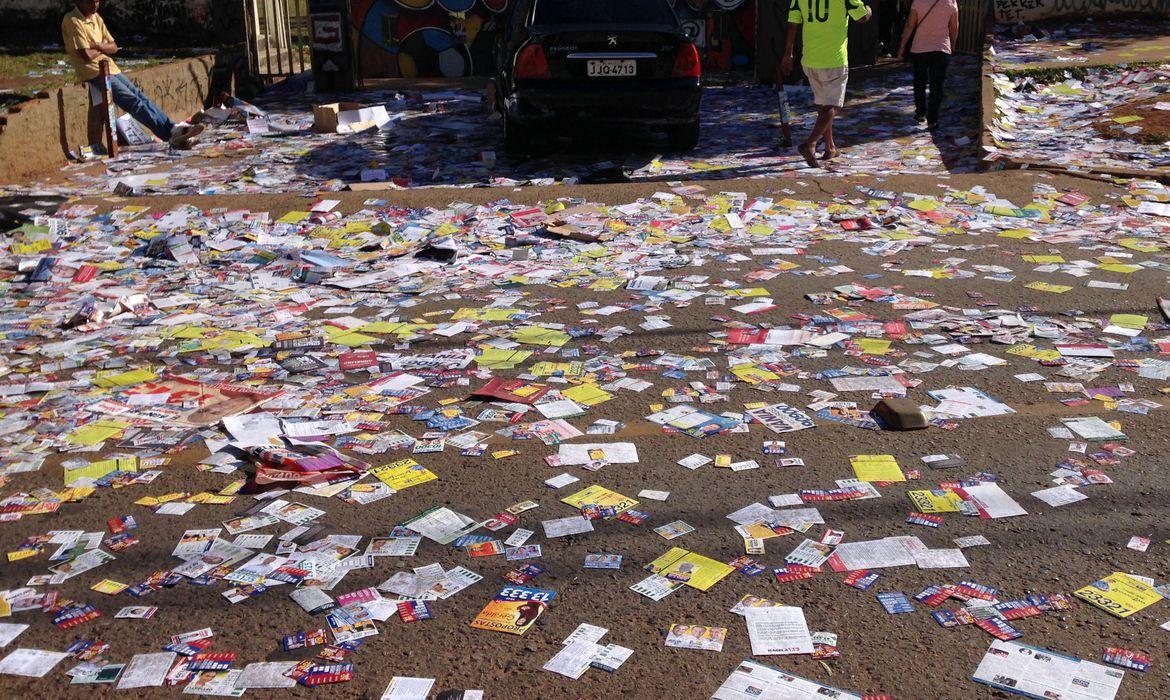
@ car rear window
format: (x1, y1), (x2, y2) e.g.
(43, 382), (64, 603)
(534, 0), (676, 26)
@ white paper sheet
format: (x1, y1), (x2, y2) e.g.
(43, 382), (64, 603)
(744, 606), (814, 656)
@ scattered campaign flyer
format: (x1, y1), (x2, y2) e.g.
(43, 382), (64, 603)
(953, 483), (1028, 519)
(117, 652), (177, 689)
(972, 640), (1124, 700)
(0, 624), (28, 649)
(665, 624), (727, 651)
(743, 606), (814, 656)
(470, 586), (555, 635)
(380, 676), (436, 699)
(556, 443), (639, 465)
(646, 547), (735, 591)
(712, 660), (862, 699)
(745, 404), (816, 433)
(1074, 572), (1163, 618)
(0, 648), (69, 677)
(172, 528), (220, 558)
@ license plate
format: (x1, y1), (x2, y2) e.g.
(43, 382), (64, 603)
(587, 59), (636, 77)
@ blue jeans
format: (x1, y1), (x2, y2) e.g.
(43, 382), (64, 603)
(89, 73), (174, 141)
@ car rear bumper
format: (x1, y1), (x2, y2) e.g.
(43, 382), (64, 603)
(505, 79), (701, 126)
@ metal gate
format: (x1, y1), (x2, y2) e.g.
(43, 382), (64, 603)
(955, 0), (991, 55)
(244, 0), (312, 83)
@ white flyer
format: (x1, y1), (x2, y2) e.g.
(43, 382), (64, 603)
(712, 660), (861, 700)
(785, 539), (834, 567)
(745, 404), (816, 433)
(972, 640), (1123, 700)
(557, 442), (639, 465)
(960, 483), (1029, 519)
(117, 652), (177, 689)
(1032, 485), (1088, 507)
(743, 606), (814, 656)
(0, 648), (68, 677)
(380, 676), (436, 700)
(0, 624), (28, 648)
(542, 516), (595, 538)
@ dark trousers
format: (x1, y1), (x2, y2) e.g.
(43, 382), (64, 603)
(878, 0), (903, 54)
(910, 51), (949, 123)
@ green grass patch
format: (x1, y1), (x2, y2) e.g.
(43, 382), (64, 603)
(999, 60), (1168, 83)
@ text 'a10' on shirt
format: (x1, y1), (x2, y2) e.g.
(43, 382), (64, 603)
(787, 0), (870, 69)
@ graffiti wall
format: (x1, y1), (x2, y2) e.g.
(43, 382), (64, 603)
(993, 0), (1169, 21)
(349, 0), (758, 79)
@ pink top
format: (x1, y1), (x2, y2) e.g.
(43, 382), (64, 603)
(909, 0), (958, 54)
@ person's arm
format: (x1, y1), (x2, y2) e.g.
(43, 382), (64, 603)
(780, 0), (802, 77)
(897, 8), (918, 58)
(95, 22), (118, 55)
(780, 23), (799, 77)
(847, 0), (872, 23)
(92, 39), (118, 55)
(948, 6), (959, 47)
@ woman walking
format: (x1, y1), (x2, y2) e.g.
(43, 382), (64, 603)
(897, 0), (958, 129)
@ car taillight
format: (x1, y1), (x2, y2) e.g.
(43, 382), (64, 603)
(515, 45), (550, 79)
(672, 42), (701, 78)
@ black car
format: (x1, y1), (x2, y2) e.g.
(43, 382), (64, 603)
(493, 0), (702, 154)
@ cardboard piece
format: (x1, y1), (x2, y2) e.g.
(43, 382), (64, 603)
(312, 102), (364, 134)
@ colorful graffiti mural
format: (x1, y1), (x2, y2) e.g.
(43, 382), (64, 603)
(349, 0), (758, 79)
(349, 0), (495, 78)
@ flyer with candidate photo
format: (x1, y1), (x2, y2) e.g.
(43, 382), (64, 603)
(469, 586), (555, 635)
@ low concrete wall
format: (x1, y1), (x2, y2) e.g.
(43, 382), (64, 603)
(0, 54), (218, 185)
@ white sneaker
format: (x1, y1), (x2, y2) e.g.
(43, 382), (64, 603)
(169, 122), (205, 149)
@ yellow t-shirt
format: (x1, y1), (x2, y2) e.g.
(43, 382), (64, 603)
(61, 7), (121, 82)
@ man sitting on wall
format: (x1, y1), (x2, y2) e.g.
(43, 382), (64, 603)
(62, 0), (204, 149)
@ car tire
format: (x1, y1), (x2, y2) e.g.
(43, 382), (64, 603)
(503, 115), (531, 155)
(668, 119), (700, 151)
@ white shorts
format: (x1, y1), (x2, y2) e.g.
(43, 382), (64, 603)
(805, 66), (849, 108)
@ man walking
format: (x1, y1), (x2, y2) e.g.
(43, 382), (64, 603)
(780, 0), (872, 167)
(62, 0), (203, 149)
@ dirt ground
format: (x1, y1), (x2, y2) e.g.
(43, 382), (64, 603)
(1100, 96), (1170, 145)
(2, 167), (1170, 699)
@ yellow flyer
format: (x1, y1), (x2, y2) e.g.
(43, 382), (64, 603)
(370, 459), (437, 491)
(907, 489), (964, 514)
(469, 586), (555, 635)
(850, 455), (905, 482)
(646, 547), (735, 591)
(561, 485), (637, 514)
(1073, 572), (1162, 618)
(91, 579), (129, 595)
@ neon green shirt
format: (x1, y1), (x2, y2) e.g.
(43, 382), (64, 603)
(787, 0), (870, 69)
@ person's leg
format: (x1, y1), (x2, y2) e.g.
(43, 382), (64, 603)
(880, 0), (898, 54)
(823, 110), (837, 154)
(104, 74), (175, 142)
(803, 107), (834, 152)
(911, 54), (928, 122)
(927, 52), (948, 126)
(823, 71), (846, 156)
